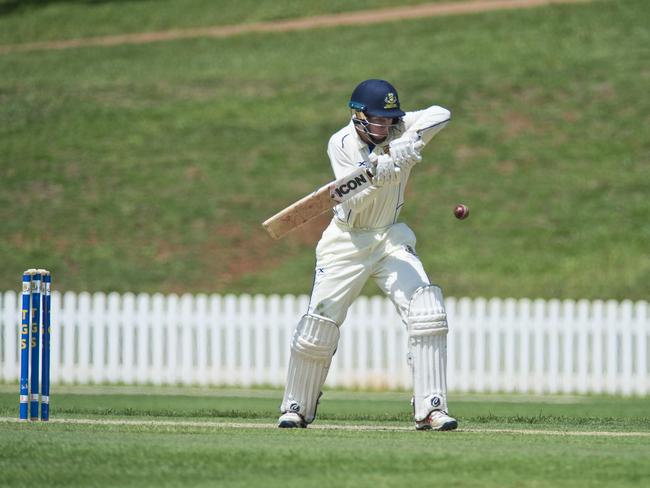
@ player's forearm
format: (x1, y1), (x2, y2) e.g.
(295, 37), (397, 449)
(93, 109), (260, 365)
(403, 105), (451, 144)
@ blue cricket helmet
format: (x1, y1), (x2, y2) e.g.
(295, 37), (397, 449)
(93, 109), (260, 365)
(348, 79), (406, 118)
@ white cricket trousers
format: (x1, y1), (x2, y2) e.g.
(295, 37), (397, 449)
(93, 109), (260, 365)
(307, 219), (431, 325)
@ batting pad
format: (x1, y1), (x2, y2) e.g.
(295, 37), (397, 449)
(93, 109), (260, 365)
(280, 314), (340, 423)
(407, 285), (449, 421)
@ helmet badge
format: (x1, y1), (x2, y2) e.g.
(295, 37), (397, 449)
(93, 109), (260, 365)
(384, 92), (398, 109)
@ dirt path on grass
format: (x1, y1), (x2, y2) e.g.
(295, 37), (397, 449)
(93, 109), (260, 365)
(0, 0), (593, 54)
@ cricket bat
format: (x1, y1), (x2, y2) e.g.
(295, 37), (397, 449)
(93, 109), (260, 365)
(262, 165), (375, 240)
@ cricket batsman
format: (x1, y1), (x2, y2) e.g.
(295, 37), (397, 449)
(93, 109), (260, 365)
(278, 79), (457, 431)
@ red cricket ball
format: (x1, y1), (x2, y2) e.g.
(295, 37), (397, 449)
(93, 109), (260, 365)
(454, 204), (469, 220)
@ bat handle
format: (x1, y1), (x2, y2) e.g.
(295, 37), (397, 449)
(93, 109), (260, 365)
(368, 137), (424, 161)
(365, 160), (400, 179)
(367, 139), (424, 168)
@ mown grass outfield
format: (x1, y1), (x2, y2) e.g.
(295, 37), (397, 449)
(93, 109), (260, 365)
(0, 0), (648, 299)
(0, 386), (649, 487)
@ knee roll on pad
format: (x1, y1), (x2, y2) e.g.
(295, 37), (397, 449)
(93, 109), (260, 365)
(407, 284), (448, 336)
(407, 285), (450, 421)
(291, 314), (340, 361)
(281, 314), (340, 423)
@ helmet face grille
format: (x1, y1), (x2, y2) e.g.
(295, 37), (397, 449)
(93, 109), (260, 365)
(351, 108), (402, 145)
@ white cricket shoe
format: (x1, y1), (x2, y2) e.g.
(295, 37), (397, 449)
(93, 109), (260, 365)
(278, 412), (307, 428)
(415, 411), (458, 431)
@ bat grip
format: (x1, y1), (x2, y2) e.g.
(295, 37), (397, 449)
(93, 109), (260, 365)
(367, 139), (424, 169)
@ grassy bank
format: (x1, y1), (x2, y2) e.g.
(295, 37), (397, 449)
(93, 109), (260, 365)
(0, 0), (648, 298)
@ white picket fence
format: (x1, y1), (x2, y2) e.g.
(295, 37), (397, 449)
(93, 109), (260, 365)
(0, 291), (648, 394)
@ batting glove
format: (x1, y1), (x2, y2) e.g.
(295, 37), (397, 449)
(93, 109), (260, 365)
(373, 154), (400, 187)
(389, 134), (422, 169)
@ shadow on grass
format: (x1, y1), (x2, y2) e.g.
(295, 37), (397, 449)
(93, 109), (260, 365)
(0, 0), (152, 17)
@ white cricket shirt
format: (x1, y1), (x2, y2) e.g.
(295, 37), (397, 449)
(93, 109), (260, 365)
(326, 105), (451, 230)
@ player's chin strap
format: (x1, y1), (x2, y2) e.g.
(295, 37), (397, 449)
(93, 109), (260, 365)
(407, 285), (450, 421)
(280, 314), (340, 424)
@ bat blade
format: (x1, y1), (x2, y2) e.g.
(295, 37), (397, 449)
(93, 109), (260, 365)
(262, 166), (373, 239)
